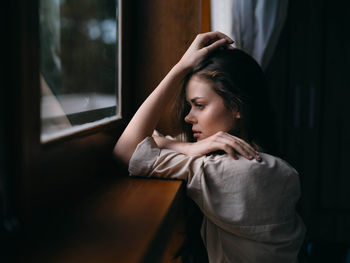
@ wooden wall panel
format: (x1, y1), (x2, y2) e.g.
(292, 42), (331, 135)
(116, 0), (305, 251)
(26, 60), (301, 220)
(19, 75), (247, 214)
(130, 0), (201, 136)
(201, 0), (211, 32)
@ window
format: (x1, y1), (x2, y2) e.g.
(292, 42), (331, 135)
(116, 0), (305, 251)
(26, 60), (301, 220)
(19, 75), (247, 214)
(39, 0), (122, 143)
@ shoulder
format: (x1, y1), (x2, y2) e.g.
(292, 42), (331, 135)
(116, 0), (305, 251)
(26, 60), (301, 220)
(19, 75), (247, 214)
(206, 151), (298, 173)
(202, 152), (300, 187)
(200, 153), (301, 225)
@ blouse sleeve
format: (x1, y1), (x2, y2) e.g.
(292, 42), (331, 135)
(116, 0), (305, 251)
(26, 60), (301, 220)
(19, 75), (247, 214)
(128, 137), (205, 203)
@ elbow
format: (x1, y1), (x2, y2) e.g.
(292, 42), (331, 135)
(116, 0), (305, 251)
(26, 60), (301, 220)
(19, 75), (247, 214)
(113, 139), (133, 165)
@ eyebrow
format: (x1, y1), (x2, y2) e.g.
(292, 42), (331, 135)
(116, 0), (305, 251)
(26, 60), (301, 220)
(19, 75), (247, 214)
(189, 97), (205, 103)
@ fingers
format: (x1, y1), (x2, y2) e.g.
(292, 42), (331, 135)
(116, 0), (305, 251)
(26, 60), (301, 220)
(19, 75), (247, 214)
(238, 140), (261, 161)
(197, 31), (234, 53)
(234, 137), (258, 156)
(203, 31), (234, 44)
(214, 132), (261, 161)
(223, 137), (253, 160)
(205, 38), (229, 53)
(226, 44), (235, 50)
(222, 144), (239, 160)
(225, 134), (261, 161)
(179, 31), (234, 70)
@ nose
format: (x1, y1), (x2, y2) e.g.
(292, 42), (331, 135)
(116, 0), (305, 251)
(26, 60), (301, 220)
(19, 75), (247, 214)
(184, 110), (197, 124)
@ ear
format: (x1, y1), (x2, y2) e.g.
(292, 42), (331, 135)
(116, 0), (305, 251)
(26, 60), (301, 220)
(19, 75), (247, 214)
(233, 110), (242, 119)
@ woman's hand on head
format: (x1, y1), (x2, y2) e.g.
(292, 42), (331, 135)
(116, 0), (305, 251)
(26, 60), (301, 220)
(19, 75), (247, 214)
(178, 31), (234, 71)
(187, 131), (261, 161)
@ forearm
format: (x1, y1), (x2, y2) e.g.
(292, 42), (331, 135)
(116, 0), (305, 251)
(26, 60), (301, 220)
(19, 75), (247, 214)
(155, 132), (261, 161)
(114, 63), (190, 164)
(153, 135), (192, 155)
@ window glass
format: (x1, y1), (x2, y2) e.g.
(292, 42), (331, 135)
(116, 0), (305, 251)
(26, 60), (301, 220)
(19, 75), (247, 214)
(40, 0), (120, 142)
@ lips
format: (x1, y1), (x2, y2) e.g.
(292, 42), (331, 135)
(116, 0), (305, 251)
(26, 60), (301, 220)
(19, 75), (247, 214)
(192, 130), (201, 138)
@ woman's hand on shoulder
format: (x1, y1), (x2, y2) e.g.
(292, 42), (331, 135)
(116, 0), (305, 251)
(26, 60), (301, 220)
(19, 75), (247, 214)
(187, 131), (261, 161)
(177, 31), (234, 71)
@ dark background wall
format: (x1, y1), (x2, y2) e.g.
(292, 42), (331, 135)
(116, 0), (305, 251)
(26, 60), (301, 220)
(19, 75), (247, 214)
(265, 0), (350, 254)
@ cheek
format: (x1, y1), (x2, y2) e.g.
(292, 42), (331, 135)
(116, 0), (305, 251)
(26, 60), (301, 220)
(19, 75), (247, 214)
(207, 107), (235, 131)
(199, 109), (217, 125)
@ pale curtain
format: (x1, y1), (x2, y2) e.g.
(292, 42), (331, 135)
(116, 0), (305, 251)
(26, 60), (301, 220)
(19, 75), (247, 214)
(211, 0), (289, 70)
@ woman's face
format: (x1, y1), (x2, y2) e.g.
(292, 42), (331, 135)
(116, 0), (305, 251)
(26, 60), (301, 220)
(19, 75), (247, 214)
(185, 75), (241, 141)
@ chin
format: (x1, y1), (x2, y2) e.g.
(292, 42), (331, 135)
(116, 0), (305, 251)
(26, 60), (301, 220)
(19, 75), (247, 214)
(196, 136), (204, 141)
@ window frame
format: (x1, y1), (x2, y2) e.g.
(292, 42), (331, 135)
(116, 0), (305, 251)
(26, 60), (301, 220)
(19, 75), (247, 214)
(39, 0), (124, 144)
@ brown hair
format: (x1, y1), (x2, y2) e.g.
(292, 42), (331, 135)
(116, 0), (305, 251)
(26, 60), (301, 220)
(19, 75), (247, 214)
(176, 48), (276, 153)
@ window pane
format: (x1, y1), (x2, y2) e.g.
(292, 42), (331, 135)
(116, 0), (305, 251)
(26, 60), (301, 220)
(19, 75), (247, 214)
(40, 0), (120, 142)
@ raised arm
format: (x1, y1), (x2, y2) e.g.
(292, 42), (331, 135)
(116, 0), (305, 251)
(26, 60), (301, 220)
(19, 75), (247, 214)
(114, 32), (234, 164)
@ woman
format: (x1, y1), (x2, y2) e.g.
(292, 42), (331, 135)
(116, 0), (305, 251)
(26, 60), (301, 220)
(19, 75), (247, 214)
(114, 32), (305, 262)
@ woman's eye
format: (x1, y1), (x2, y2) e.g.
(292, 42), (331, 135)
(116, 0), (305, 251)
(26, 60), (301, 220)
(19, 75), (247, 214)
(195, 104), (204, 109)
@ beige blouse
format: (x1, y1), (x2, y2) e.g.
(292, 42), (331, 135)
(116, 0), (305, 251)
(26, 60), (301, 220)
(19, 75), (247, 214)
(129, 137), (306, 263)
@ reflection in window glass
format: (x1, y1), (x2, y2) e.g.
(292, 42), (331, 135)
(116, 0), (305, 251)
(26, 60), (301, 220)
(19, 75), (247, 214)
(40, 0), (120, 142)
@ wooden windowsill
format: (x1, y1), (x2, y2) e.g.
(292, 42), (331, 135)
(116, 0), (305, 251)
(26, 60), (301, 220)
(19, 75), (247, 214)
(22, 177), (186, 263)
